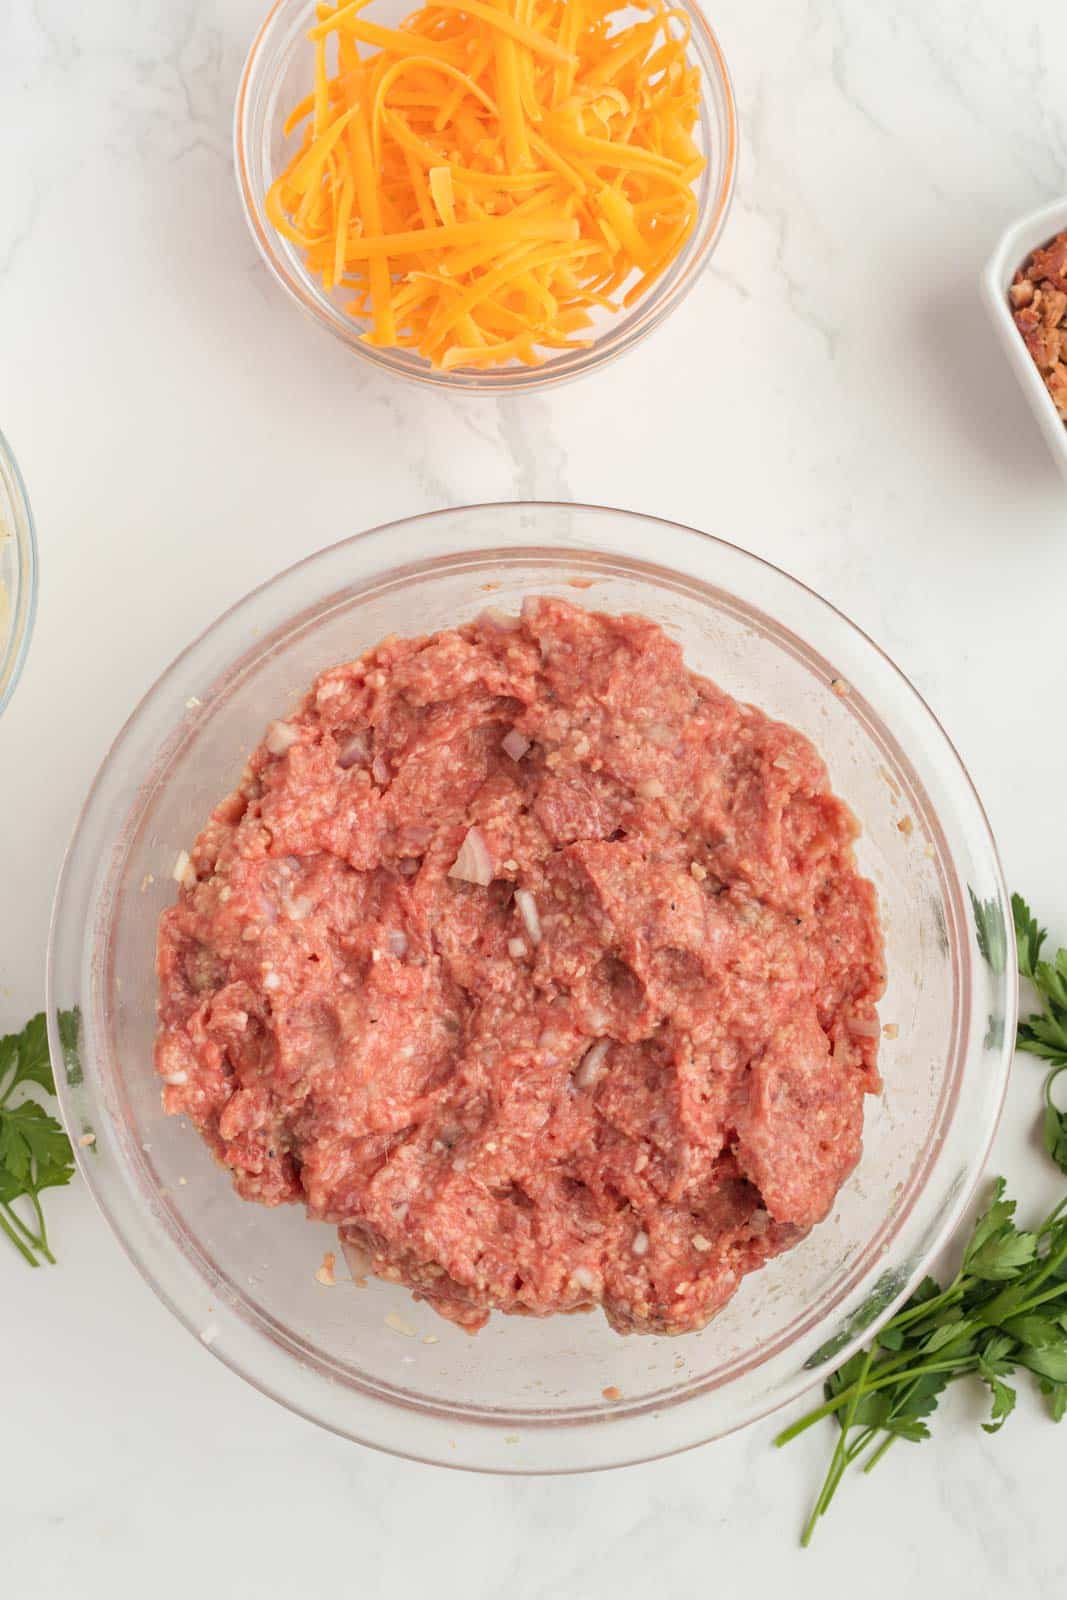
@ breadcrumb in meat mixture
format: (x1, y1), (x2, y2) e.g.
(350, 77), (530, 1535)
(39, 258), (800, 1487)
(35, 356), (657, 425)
(155, 597), (885, 1335)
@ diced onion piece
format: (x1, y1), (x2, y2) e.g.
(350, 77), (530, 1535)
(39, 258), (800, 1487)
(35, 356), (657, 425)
(266, 720), (299, 756)
(397, 858), (420, 877)
(502, 728), (531, 762)
(337, 730), (370, 769)
(341, 1237), (372, 1284)
(574, 1038), (610, 1090)
(162, 1070), (188, 1086)
(171, 850), (195, 888)
(636, 778), (665, 800)
(371, 754), (391, 786)
(515, 888), (541, 945)
(644, 721), (676, 749)
(632, 1230), (649, 1257)
(449, 826), (494, 886)
(507, 937), (527, 959)
(284, 894), (314, 921)
(386, 929), (408, 958)
(478, 607), (521, 632)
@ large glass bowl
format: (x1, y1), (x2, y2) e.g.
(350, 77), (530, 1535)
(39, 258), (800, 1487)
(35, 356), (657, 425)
(0, 428), (38, 716)
(48, 504), (1014, 1472)
(234, 0), (737, 392)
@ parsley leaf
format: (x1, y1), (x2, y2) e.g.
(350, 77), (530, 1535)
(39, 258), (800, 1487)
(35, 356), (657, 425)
(1041, 1381), (1067, 1422)
(1014, 897), (1067, 1173)
(0, 1012), (55, 1096)
(963, 1177), (1013, 1261)
(1000, 1313), (1063, 1349)
(1013, 893), (1046, 981)
(981, 1375), (1016, 1434)
(0, 1012), (77, 1267)
(1017, 1344), (1067, 1385)
(0, 1100), (73, 1184)
(966, 1229), (1039, 1281)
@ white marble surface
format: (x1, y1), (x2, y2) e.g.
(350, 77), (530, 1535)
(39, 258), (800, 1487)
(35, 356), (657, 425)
(3, 0), (1067, 1592)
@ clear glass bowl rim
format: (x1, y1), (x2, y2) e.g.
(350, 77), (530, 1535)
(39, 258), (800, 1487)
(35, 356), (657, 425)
(46, 502), (1015, 1472)
(0, 426), (38, 718)
(233, 0), (738, 393)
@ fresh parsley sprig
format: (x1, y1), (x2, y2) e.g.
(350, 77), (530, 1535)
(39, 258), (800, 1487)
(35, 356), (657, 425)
(1013, 894), (1067, 1170)
(776, 1178), (1067, 1543)
(776, 893), (1067, 1545)
(0, 1013), (75, 1267)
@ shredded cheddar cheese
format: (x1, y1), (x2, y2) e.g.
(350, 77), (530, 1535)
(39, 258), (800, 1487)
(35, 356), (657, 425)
(266, 0), (706, 370)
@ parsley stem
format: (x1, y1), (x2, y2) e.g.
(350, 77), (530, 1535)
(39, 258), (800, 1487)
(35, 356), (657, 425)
(3, 1197), (42, 1247)
(987, 1275), (1067, 1323)
(879, 1279), (967, 1338)
(1011, 1222), (1067, 1302)
(848, 1356), (980, 1394)
(27, 1190), (55, 1265)
(800, 1344), (875, 1545)
(847, 1429), (886, 1478)
(0, 1204), (39, 1268)
(775, 1346), (918, 1444)
(1038, 1196), (1067, 1237)
(861, 1431), (898, 1474)
(775, 1355), (979, 1445)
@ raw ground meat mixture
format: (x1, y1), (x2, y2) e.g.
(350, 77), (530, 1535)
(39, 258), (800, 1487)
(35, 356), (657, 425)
(156, 597), (885, 1335)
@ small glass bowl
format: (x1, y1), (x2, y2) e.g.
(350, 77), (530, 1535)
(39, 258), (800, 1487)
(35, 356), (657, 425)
(48, 504), (1014, 1472)
(234, 0), (737, 391)
(0, 428), (38, 717)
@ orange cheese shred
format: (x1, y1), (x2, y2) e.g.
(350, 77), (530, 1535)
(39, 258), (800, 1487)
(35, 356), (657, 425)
(266, 0), (707, 370)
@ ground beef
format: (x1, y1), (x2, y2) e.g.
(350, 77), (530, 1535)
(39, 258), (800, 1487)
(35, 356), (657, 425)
(156, 597), (884, 1335)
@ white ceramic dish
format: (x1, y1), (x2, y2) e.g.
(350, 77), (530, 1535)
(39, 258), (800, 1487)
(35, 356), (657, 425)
(981, 196), (1067, 483)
